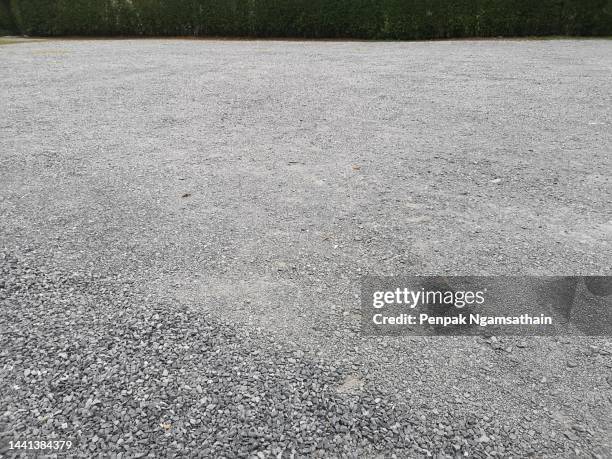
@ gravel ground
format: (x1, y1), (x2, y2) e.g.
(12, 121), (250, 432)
(1, 38), (611, 457)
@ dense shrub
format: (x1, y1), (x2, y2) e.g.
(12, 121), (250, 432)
(7, 0), (612, 38)
(0, 0), (16, 34)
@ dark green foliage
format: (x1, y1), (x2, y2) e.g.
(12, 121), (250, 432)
(0, 0), (16, 34)
(7, 0), (612, 38)
(10, 0), (57, 35)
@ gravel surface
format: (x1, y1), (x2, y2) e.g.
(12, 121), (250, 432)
(0, 251), (415, 457)
(1, 38), (611, 457)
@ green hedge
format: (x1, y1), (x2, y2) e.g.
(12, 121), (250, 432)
(7, 0), (612, 38)
(0, 0), (16, 34)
